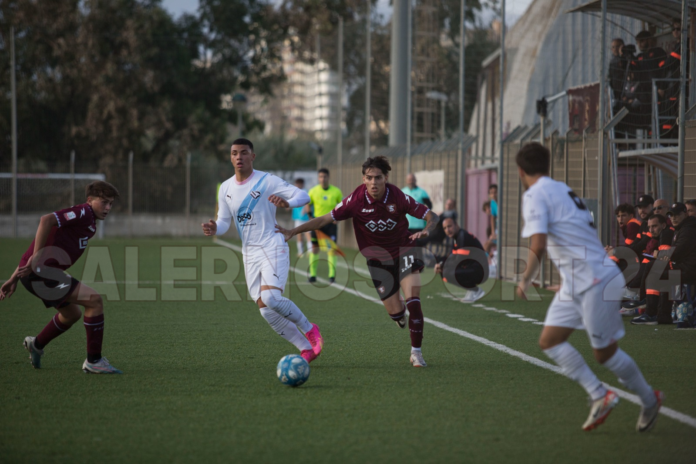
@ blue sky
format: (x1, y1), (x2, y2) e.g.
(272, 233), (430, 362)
(161, 0), (533, 25)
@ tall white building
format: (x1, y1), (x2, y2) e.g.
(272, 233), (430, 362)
(246, 44), (340, 140)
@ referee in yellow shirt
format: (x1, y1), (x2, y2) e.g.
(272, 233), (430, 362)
(307, 168), (343, 283)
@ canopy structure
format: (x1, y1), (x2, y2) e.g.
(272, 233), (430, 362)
(618, 147), (679, 178)
(566, 0), (696, 26)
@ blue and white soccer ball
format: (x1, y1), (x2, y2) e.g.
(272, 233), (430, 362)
(277, 354), (310, 387)
(674, 301), (694, 322)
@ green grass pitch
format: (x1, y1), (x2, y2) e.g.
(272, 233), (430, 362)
(0, 237), (694, 463)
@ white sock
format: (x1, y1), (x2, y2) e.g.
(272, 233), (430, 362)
(411, 347), (421, 353)
(260, 289), (313, 333)
(259, 307), (312, 351)
(544, 342), (607, 401)
(297, 242), (304, 255)
(603, 348), (655, 407)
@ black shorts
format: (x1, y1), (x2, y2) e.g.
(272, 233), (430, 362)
(366, 248), (425, 301)
(311, 223), (338, 244)
(20, 271), (79, 309)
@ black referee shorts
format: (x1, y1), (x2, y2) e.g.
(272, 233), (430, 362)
(311, 223), (338, 244)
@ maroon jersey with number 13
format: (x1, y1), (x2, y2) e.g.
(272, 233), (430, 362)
(330, 183), (429, 260)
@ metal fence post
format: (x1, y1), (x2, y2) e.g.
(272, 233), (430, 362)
(11, 26), (18, 239)
(186, 153), (191, 237)
(70, 150), (75, 206)
(128, 151), (134, 238)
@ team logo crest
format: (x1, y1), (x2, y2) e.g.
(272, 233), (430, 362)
(387, 204), (396, 213)
(250, 191), (261, 199)
(64, 211), (76, 221)
(378, 286), (385, 294)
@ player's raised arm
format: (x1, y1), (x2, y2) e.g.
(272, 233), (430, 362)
(275, 213), (334, 243)
(268, 177), (310, 209)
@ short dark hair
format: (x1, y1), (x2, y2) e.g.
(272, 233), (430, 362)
(362, 156), (392, 175)
(685, 199), (696, 208)
(647, 213), (667, 225)
(86, 181), (120, 199)
(294, 178), (305, 184)
(231, 138), (254, 151)
(482, 200), (491, 212)
(515, 142), (550, 176)
(615, 203), (635, 216)
(489, 184), (498, 191)
(318, 168), (329, 176)
(636, 30), (652, 40)
(612, 37), (624, 44)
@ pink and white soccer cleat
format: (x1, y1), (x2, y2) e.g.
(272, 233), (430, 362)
(301, 349), (318, 363)
(305, 323), (324, 357)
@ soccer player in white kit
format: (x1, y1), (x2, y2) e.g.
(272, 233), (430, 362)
(202, 138), (324, 363)
(514, 142), (662, 432)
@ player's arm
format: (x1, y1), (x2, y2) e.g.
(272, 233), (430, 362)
(268, 178), (310, 209)
(17, 213), (58, 278)
(202, 185), (232, 236)
(276, 214), (334, 242)
(517, 233), (548, 299)
(409, 210), (440, 240)
(0, 265), (21, 300)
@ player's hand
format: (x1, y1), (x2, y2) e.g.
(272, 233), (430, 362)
(409, 230), (429, 241)
(275, 224), (295, 243)
(16, 256), (34, 278)
(202, 219), (217, 236)
(516, 280), (530, 300)
(434, 263), (442, 274)
(268, 195), (289, 208)
(0, 279), (17, 300)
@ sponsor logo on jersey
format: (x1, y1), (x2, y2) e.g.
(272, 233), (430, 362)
(80, 208), (85, 218)
(64, 211), (76, 221)
(79, 237), (89, 249)
(362, 208), (374, 213)
(387, 204), (395, 213)
(250, 191), (261, 199)
(227, 194), (232, 199)
(365, 219), (397, 232)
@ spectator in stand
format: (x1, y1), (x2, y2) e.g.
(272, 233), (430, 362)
(403, 173), (433, 245)
(441, 198), (457, 222)
(653, 198), (673, 226)
(482, 201), (496, 254)
(616, 203), (641, 246)
(658, 18), (688, 138)
(631, 31), (668, 130)
(631, 204), (696, 324)
(488, 184), (498, 238)
(434, 217), (487, 303)
(685, 199), (696, 216)
(609, 38), (627, 103)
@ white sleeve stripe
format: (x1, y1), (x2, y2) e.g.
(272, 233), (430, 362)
(53, 212), (62, 228)
(421, 208), (430, 220)
(330, 211), (336, 221)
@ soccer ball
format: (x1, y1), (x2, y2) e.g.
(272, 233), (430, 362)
(276, 354), (310, 387)
(674, 301), (694, 322)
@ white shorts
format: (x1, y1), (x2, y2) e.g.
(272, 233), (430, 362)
(544, 274), (626, 349)
(294, 219), (308, 228)
(243, 246), (290, 302)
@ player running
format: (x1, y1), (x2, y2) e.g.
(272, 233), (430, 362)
(307, 169), (343, 283)
(0, 181), (122, 374)
(515, 142), (662, 432)
(277, 156), (439, 367)
(202, 138), (324, 363)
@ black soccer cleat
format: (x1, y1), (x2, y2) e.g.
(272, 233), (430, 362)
(329, 277), (335, 284)
(308, 276), (317, 283)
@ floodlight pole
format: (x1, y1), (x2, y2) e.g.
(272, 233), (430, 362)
(365, 0), (372, 159)
(496, 0), (505, 280)
(458, 0), (467, 228)
(597, 0), (608, 243)
(406, 0), (413, 174)
(11, 26), (17, 238)
(337, 16), (344, 189)
(677, 0), (688, 201)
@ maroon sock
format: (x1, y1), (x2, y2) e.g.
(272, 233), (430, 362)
(35, 314), (71, 349)
(406, 297), (424, 348)
(84, 314), (105, 363)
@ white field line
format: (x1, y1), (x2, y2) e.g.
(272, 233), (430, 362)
(214, 238), (696, 429)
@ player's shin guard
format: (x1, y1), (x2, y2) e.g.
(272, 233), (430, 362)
(405, 297), (423, 348)
(544, 342), (607, 401)
(35, 314), (72, 350)
(260, 289), (313, 334)
(309, 252), (319, 277)
(327, 251), (336, 278)
(84, 314), (104, 363)
(602, 348), (655, 407)
(259, 307), (312, 351)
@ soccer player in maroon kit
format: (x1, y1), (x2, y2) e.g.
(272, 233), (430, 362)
(276, 156), (439, 367)
(0, 181), (122, 374)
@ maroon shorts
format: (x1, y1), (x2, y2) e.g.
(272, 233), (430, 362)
(20, 271), (79, 309)
(366, 248), (424, 301)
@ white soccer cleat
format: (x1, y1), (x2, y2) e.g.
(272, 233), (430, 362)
(410, 351), (427, 367)
(82, 357), (123, 374)
(582, 390), (619, 431)
(637, 391), (663, 432)
(461, 287), (485, 303)
(622, 288), (639, 301)
(23, 336), (44, 369)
